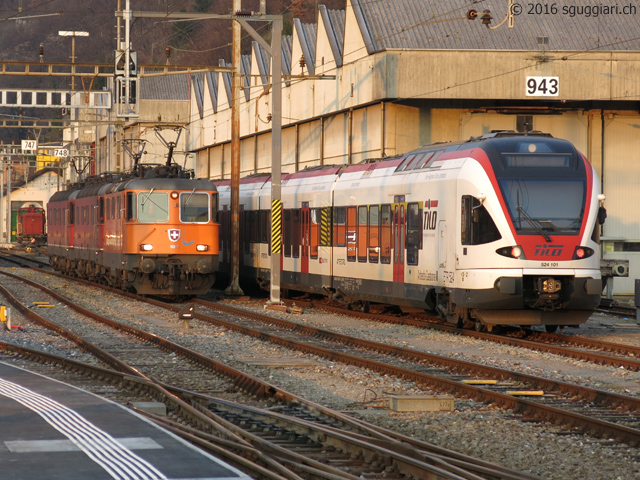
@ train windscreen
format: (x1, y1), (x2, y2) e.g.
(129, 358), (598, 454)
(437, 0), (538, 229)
(138, 192), (169, 222)
(180, 192), (210, 223)
(499, 178), (585, 236)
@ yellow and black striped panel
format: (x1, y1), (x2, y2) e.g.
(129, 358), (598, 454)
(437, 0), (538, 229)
(320, 207), (331, 246)
(271, 199), (283, 254)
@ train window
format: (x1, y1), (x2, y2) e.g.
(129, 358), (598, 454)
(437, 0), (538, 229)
(406, 203), (421, 266)
(357, 206), (367, 262)
(69, 203), (74, 225)
(240, 208), (248, 254)
(396, 154), (416, 172)
(310, 208), (319, 259)
(283, 209), (292, 257)
(211, 192), (218, 223)
(99, 198), (105, 223)
(219, 208), (230, 253)
(461, 196), (502, 245)
(126, 193), (136, 222)
(292, 209), (301, 258)
(117, 197), (121, 219)
(259, 210), (269, 243)
(334, 207), (346, 247)
(416, 152), (435, 169)
(380, 205), (392, 264)
(138, 192), (169, 223)
(91, 204), (95, 225)
(369, 205), (379, 263)
(180, 192), (209, 223)
(499, 178), (585, 236)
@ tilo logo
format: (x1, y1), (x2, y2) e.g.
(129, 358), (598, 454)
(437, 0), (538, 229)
(423, 199), (439, 231)
(534, 244), (563, 257)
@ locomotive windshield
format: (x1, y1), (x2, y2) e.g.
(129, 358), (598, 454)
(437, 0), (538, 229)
(180, 192), (209, 223)
(138, 192), (169, 222)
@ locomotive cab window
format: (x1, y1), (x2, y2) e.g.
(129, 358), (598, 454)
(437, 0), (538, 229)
(461, 196), (502, 245)
(126, 193), (136, 221)
(138, 192), (169, 223)
(180, 192), (209, 223)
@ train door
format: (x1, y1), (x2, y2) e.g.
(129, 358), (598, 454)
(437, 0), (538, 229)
(68, 202), (75, 247)
(346, 207), (357, 263)
(301, 203), (310, 274)
(438, 220), (447, 268)
(393, 204), (405, 283)
(98, 197), (105, 249)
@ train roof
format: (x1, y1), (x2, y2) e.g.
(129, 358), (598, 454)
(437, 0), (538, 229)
(223, 132), (581, 187)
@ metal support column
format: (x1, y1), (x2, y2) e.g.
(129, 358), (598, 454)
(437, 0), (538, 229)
(270, 17), (283, 303)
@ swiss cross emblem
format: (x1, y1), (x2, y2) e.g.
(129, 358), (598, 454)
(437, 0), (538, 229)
(168, 229), (181, 242)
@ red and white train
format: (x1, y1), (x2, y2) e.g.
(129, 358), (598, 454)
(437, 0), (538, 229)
(216, 132), (605, 331)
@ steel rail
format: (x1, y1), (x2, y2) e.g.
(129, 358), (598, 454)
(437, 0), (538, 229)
(0, 270), (525, 480)
(281, 298), (640, 371)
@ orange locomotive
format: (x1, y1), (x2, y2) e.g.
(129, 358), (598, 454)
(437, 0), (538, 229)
(47, 164), (219, 296)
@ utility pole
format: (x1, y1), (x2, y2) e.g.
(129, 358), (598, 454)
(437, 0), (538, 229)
(225, 0), (244, 296)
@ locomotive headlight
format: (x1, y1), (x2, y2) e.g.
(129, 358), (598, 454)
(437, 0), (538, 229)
(196, 244), (209, 252)
(573, 246), (594, 260)
(140, 244), (153, 251)
(171, 191), (179, 199)
(496, 245), (526, 259)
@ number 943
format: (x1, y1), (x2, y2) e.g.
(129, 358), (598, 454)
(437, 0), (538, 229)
(526, 76), (559, 97)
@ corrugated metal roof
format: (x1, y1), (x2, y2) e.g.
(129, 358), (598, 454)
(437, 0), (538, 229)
(294, 19), (317, 74)
(319, 6), (345, 66)
(191, 74), (204, 119)
(253, 41), (271, 90)
(205, 71), (218, 114)
(241, 54), (252, 101)
(140, 75), (189, 100)
(352, 0), (640, 51)
(282, 34), (293, 77)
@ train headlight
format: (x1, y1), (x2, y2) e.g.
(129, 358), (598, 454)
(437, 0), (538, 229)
(496, 245), (526, 259)
(573, 246), (594, 260)
(140, 244), (153, 251)
(196, 244), (209, 252)
(171, 191), (179, 199)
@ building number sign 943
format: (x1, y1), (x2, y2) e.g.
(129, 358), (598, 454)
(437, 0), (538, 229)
(526, 76), (559, 97)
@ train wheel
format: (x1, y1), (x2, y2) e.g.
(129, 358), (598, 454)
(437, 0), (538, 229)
(545, 325), (558, 333)
(474, 320), (486, 332)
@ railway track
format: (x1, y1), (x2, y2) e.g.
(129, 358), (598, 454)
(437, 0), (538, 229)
(5, 261), (640, 450)
(282, 297), (640, 372)
(0, 269), (531, 480)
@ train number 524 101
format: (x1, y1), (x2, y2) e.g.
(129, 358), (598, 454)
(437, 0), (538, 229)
(540, 262), (559, 267)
